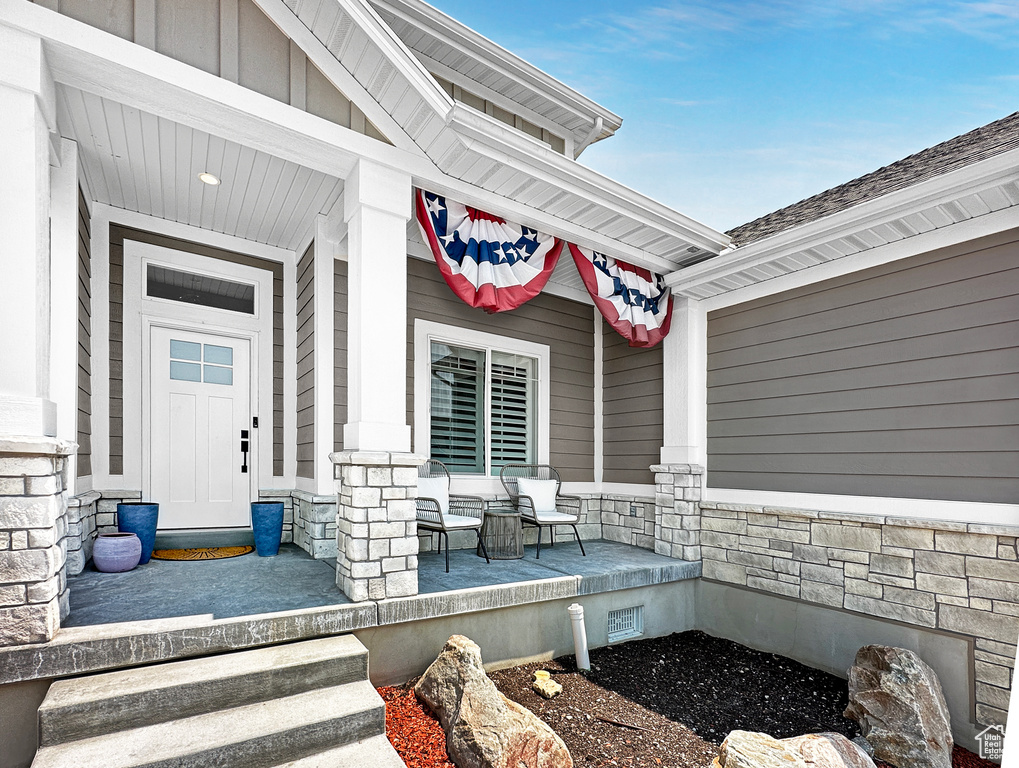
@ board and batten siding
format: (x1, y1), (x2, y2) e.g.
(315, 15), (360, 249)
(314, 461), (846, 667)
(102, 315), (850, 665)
(295, 243), (315, 479)
(43, 0), (389, 143)
(108, 225), (286, 476)
(706, 228), (1019, 504)
(76, 187), (93, 478)
(602, 326), (663, 485)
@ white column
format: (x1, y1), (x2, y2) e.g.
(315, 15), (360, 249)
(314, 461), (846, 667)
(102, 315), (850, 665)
(342, 159), (412, 452)
(50, 139), (81, 489)
(0, 26), (58, 437)
(660, 296), (707, 466)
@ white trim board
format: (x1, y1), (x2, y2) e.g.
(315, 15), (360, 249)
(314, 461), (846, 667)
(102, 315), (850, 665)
(90, 204), (296, 264)
(706, 487), (1019, 527)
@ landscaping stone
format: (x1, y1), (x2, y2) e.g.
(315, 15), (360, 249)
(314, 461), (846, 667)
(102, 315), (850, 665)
(415, 634), (573, 768)
(713, 730), (876, 768)
(845, 645), (952, 768)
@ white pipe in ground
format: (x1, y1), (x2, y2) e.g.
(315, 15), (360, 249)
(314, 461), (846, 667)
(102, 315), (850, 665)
(568, 603), (590, 671)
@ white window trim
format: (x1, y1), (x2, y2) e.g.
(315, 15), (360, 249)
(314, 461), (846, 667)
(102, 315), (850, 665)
(414, 319), (550, 494)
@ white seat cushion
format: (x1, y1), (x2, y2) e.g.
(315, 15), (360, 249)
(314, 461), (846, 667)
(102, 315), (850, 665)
(532, 510), (578, 524)
(516, 477), (557, 515)
(417, 475), (449, 515)
(442, 514), (482, 530)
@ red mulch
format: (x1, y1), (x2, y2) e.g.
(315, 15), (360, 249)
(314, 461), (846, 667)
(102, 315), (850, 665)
(378, 684), (455, 768)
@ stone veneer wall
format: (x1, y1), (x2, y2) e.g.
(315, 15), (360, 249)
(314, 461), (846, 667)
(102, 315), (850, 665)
(699, 501), (1017, 728)
(65, 491), (99, 576)
(599, 495), (656, 550)
(653, 464), (704, 561)
(0, 438), (74, 646)
(416, 493), (642, 553)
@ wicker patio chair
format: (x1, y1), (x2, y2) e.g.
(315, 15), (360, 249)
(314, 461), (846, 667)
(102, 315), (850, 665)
(499, 464), (586, 559)
(417, 459), (490, 573)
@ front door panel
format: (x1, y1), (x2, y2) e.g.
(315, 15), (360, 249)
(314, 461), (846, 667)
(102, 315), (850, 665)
(150, 326), (251, 529)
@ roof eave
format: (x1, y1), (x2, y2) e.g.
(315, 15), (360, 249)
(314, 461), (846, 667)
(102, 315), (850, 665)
(666, 147), (1019, 297)
(368, 0), (622, 137)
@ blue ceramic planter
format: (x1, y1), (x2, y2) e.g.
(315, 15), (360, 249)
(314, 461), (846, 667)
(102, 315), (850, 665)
(117, 503), (159, 564)
(251, 502), (284, 557)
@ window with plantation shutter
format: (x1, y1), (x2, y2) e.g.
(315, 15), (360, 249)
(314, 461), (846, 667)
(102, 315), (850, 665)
(490, 352), (536, 470)
(430, 344), (485, 474)
(422, 330), (544, 477)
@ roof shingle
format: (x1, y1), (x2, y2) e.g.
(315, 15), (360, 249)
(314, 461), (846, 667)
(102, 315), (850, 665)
(726, 111), (1019, 247)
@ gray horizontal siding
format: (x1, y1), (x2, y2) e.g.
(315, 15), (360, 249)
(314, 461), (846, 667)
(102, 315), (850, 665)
(706, 228), (1019, 504)
(404, 258), (595, 481)
(296, 243), (315, 479)
(76, 187), (92, 478)
(602, 327), (663, 485)
(108, 225), (285, 476)
(334, 260), (347, 452)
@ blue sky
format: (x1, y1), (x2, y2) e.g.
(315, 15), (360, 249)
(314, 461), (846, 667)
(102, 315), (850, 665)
(427, 0), (1019, 232)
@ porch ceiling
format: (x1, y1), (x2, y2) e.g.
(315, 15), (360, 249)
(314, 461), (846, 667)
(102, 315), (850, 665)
(58, 85), (344, 251)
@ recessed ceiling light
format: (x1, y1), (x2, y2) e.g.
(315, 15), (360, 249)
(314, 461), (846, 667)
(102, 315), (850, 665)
(198, 172), (221, 186)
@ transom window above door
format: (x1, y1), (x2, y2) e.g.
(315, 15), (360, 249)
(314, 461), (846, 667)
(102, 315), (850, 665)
(147, 264), (255, 315)
(416, 321), (550, 477)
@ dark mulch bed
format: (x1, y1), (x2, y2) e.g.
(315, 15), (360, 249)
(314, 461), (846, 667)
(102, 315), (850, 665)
(382, 630), (996, 768)
(487, 630), (992, 768)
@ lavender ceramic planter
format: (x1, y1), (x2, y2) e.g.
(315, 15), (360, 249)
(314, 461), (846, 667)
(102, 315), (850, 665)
(93, 532), (142, 573)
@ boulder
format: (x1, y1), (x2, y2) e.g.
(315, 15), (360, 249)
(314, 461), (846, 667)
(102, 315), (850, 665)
(713, 730), (876, 768)
(844, 645), (952, 768)
(415, 635), (572, 768)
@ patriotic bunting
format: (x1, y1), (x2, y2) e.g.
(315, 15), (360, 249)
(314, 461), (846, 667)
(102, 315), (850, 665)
(415, 189), (563, 313)
(569, 244), (673, 348)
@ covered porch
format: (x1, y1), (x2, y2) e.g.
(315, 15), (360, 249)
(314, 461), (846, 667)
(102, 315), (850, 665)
(62, 539), (699, 627)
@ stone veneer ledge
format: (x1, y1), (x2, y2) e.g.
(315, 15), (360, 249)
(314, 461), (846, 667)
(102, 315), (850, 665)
(698, 500), (1018, 728)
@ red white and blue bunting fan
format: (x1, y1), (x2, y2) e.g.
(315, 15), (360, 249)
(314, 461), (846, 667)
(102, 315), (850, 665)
(569, 244), (674, 348)
(415, 189), (564, 313)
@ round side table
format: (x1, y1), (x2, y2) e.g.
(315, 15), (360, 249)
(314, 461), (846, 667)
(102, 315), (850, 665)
(478, 506), (523, 560)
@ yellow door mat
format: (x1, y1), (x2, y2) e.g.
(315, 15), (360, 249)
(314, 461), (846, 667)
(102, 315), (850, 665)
(150, 546), (255, 561)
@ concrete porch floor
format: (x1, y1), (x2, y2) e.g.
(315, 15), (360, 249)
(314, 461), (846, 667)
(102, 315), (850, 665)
(64, 540), (694, 627)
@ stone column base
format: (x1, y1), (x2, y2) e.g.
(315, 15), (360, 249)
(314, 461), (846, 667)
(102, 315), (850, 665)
(651, 463), (704, 561)
(0, 436), (75, 646)
(331, 451), (424, 602)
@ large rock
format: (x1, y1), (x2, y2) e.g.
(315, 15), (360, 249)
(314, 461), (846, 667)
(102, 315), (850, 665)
(844, 645), (952, 768)
(415, 635), (572, 768)
(713, 730), (876, 768)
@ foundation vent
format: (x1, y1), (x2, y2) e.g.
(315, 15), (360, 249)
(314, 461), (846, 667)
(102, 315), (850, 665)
(607, 605), (643, 643)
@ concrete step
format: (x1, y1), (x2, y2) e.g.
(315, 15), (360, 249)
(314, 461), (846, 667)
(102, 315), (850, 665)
(276, 734), (407, 767)
(39, 635), (368, 746)
(32, 680), (385, 768)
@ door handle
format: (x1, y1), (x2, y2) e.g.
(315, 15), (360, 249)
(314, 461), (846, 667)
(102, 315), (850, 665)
(240, 430), (249, 474)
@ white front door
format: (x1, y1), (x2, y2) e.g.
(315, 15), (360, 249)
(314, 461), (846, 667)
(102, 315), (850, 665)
(149, 326), (252, 529)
